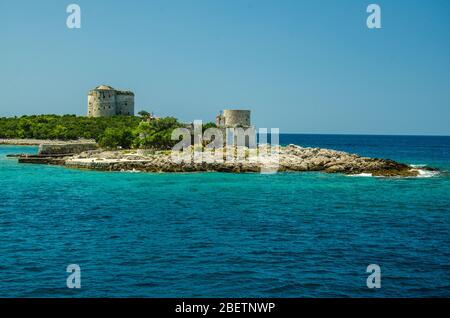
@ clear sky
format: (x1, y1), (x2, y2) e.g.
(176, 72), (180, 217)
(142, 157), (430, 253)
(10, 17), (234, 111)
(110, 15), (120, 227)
(1, 0), (449, 135)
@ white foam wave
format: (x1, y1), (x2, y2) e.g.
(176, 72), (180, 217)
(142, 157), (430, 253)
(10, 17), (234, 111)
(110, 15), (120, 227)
(416, 169), (439, 178)
(410, 164), (427, 168)
(348, 173), (373, 177)
(120, 168), (141, 173)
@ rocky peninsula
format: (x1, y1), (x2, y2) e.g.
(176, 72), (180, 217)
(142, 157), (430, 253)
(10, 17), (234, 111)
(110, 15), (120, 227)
(36, 144), (434, 177)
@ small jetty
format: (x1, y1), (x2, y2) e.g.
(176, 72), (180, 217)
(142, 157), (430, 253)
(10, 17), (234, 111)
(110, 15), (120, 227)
(17, 154), (68, 165)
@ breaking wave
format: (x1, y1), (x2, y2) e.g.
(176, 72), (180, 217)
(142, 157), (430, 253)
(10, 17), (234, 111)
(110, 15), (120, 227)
(416, 169), (440, 178)
(348, 173), (373, 177)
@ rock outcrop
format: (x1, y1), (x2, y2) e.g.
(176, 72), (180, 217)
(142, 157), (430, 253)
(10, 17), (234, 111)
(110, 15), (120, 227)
(279, 144), (419, 176)
(60, 144), (435, 177)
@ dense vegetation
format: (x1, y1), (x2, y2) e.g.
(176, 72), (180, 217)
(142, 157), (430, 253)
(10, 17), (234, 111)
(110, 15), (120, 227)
(0, 115), (217, 150)
(98, 117), (185, 150)
(0, 115), (141, 140)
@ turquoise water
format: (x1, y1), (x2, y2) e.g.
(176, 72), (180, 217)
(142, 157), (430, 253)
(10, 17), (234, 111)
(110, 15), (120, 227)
(0, 135), (449, 297)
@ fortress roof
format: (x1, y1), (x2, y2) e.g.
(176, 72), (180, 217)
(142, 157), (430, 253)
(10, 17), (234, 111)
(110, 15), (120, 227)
(94, 85), (115, 90)
(88, 85), (134, 95)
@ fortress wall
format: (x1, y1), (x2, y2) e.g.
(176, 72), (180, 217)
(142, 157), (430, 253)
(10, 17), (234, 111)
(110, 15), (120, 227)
(115, 93), (134, 116)
(88, 90), (117, 117)
(223, 110), (251, 127)
(39, 142), (98, 156)
(87, 95), (95, 117)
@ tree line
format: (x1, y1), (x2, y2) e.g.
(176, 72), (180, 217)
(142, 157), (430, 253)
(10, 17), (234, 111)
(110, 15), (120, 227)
(0, 114), (216, 150)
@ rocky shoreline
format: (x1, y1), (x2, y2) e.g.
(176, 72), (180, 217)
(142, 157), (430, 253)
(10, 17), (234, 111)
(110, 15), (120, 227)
(3, 140), (438, 177)
(60, 144), (435, 177)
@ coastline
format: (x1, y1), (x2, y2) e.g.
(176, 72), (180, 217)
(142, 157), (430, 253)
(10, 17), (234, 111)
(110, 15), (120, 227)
(0, 138), (96, 146)
(66, 145), (425, 176)
(22, 145), (438, 177)
(2, 140), (440, 177)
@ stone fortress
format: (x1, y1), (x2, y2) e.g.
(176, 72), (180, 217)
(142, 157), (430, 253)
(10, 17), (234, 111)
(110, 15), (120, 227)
(215, 109), (254, 147)
(216, 110), (251, 128)
(87, 85), (134, 117)
(86, 84), (251, 131)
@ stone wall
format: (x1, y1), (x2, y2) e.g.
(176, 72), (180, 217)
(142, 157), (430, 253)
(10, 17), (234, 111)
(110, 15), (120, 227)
(88, 89), (117, 117)
(115, 92), (134, 116)
(38, 142), (98, 156)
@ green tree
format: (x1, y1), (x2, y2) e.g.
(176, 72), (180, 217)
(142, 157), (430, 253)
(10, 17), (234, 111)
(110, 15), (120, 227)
(0, 114), (184, 149)
(138, 110), (151, 118)
(98, 127), (136, 149)
(203, 122), (217, 132)
(134, 117), (183, 149)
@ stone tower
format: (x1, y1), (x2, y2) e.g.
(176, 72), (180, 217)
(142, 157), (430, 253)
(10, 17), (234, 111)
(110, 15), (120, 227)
(216, 109), (251, 128)
(87, 85), (134, 117)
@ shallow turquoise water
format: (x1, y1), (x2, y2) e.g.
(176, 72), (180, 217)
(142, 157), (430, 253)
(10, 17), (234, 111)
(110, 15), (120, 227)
(0, 135), (449, 297)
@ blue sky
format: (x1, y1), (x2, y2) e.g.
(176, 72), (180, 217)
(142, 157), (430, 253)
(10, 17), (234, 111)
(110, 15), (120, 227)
(1, 0), (449, 134)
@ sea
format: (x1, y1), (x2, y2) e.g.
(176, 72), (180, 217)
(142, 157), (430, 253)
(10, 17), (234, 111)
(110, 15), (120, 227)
(0, 134), (449, 297)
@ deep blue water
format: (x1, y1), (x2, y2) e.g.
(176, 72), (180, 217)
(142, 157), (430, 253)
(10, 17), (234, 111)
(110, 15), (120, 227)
(0, 134), (449, 297)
